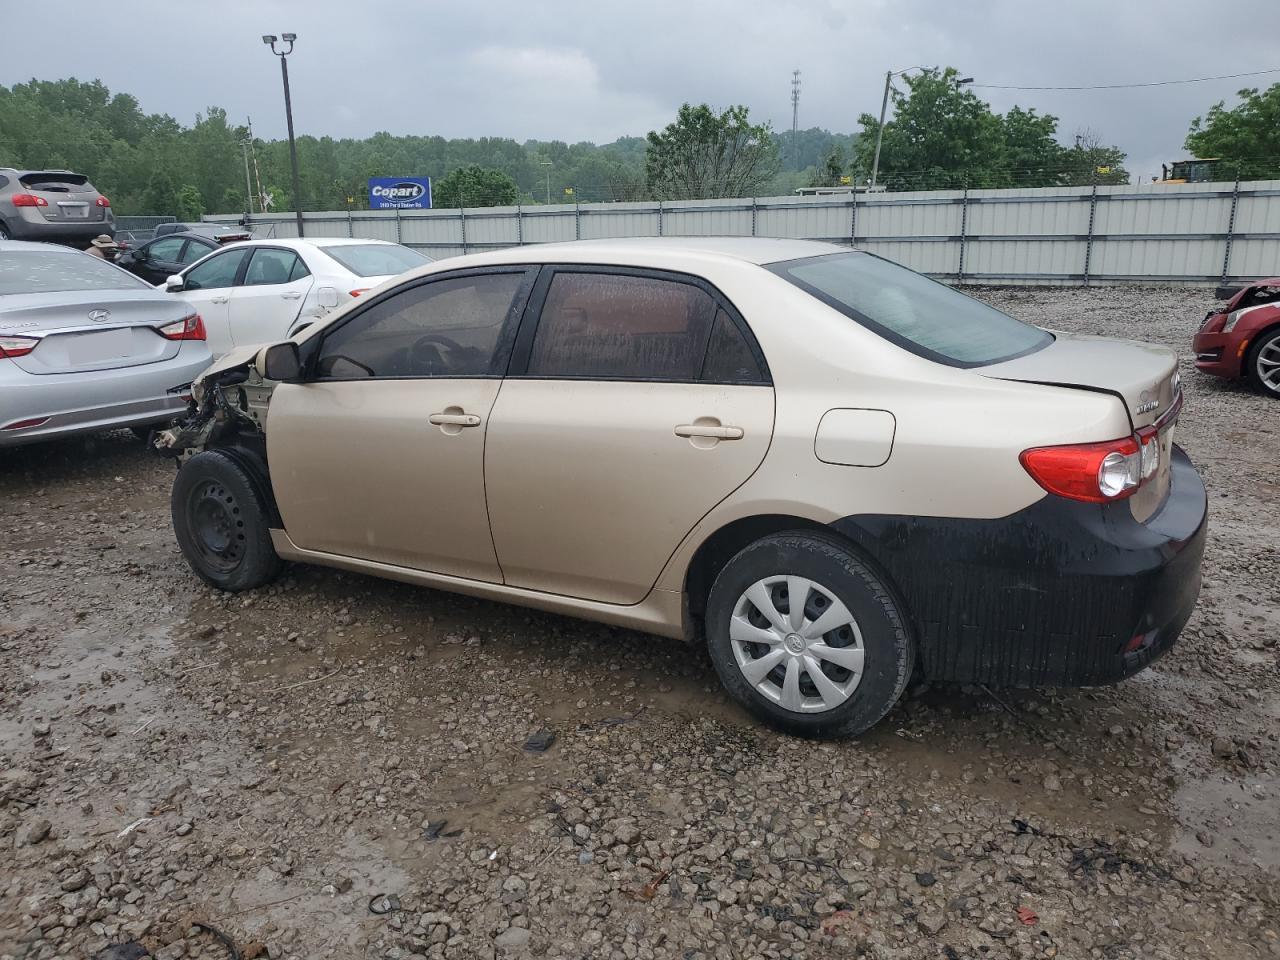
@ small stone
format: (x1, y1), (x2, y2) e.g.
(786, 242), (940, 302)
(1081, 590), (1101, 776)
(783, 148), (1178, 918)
(915, 871), (937, 887)
(176, 823), (193, 837)
(1211, 738), (1235, 759)
(495, 926), (531, 951)
(577, 850), (594, 865)
(20, 818), (51, 845)
(1043, 775), (1062, 792)
(856, 833), (880, 850)
(919, 910), (948, 935)
(60, 870), (90, 892)
(33, 721), (51, 737)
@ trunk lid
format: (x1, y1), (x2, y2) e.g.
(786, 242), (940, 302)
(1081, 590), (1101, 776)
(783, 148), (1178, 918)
(980, 332), (1178, 430)
(18, 172), (109, 226)
(0, 291), (193, 374)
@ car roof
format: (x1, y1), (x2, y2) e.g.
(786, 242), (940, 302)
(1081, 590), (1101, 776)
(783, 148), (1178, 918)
(434, 237), (844, 270)
(209, 237), (397, 251)
(0, 239), (87, 254)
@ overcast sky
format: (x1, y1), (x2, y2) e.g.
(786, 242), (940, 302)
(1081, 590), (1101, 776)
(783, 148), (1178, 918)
(4, 0), (1278, 181)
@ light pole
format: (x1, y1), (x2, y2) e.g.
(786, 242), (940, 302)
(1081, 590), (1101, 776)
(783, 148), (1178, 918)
(263, 33), (305, 237)
(539, 160), (552, 205)
(870, 68), (972, 190)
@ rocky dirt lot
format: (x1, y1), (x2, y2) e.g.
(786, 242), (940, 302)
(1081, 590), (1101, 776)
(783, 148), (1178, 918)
(1, 286), (1278, 960)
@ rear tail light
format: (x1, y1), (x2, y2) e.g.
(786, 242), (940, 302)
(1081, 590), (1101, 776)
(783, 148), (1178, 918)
(349, 288), (370, 298)
(1021, 432), (1162, 504)
(11, 194), (48, 207)
(0, 335), (40, 358)
(157, 314), (206, 341)
(95, 196), (111, 208)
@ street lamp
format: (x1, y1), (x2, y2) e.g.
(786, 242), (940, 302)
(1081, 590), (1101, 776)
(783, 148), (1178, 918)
(869, 68), (973, 190)
(539, 160), (552, 205)
(263, 33), (305, 237)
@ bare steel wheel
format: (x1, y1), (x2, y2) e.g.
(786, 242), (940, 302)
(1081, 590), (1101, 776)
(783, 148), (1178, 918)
(706, 532), (912, 739)
(1247, 328), (1280, 398)
(731, 575), (865, 713)
(172, 450), (283, 591)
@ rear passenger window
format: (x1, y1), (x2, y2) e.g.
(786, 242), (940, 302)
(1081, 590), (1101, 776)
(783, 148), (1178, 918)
(244, 249), (308, 286)
(701, 309), (765, 383)
(527, 272), (716, 381)
(315, 272), (523, 379)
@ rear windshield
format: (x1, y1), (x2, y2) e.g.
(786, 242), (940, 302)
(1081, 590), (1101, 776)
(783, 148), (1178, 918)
(19, 172), (92, 192)
(0, 251), (151, 295)
(771, 252), (1052, 367)
(318, 243), (429, 277)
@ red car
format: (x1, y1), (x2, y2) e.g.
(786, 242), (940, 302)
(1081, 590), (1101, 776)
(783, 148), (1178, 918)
(1194, 278), (1280, 399)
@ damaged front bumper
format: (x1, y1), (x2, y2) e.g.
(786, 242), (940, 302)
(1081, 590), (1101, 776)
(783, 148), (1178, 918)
(154, 346), (277, 460)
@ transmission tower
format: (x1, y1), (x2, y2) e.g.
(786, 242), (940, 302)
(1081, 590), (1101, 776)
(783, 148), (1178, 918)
(790, 70), (801, 166)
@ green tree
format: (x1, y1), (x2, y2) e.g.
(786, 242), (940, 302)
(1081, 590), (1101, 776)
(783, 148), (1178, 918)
(434, 165), (519, 208)
(141, 169), (179, 216)
(854, 68), (1008, 189)
(645, 104), (780, 199)
(1059, 129), (1129, 186)
(809, 147), (848, 188)
(1185, 83), (1280, 180)
(174, 184), (205, 221)
(1000, 106), (1063, 185)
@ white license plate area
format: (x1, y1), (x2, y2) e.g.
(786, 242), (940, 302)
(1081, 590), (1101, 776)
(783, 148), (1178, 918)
(66, 328), (136, 363)
(58, 203), (89, 219)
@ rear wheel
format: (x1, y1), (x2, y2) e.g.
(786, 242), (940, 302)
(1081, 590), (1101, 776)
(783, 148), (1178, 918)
(1246, 328), (1280, 398)
(705, 532), (913, 739)
(0, 221), (10, 240)
(172, 450), (282, 591)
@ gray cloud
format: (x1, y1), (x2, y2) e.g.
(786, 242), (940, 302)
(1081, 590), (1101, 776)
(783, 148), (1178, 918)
(3, 0), (1276, 181)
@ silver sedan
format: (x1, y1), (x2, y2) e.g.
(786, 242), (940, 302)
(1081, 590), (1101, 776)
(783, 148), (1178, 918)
(0, 240), (212, 447)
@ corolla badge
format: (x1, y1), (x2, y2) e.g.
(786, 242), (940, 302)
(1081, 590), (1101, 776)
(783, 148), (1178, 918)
(87, 309), (111, 323)
(1135, 388), (1160, 415)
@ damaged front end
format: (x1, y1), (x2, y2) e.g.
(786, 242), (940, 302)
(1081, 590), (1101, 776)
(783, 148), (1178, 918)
(153, 346), (276, 462)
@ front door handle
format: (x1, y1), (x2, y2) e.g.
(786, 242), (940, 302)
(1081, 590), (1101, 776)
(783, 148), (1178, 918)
(282, 291), (302, 300)
(210, 295), (229, 304)
(429, 412), (481, 427)
(675, 423), (744, 441)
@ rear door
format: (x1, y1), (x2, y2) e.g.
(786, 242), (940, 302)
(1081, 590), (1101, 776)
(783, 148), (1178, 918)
(226, 247), (314, 348)
(484, 267), (775, 604)
(169, 248), (251, 357)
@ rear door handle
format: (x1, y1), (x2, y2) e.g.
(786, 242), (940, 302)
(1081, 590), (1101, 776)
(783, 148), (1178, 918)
(675, 423), (744, 440)
(282, 291), (302, 300)
(429, 412), (481, 427)
(210, 296), (229, 304)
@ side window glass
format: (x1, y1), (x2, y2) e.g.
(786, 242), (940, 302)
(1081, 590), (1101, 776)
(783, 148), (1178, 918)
(288, 256), (311, 282)
(526, 272), (716, 380)
(147, 237), (186, 261)
(315, 272), (523, 379)
(701, 309), (765, 383)
(244, 249), (303, 286)
(184, 249), (248, 291)
(179, 240), (212, 264)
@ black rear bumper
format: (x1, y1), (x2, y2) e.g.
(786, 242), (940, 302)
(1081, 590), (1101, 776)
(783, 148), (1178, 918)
(830, 445), (1207, 687)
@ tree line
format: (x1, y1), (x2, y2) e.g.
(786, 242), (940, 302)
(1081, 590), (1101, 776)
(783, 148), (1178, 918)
(1, 74), (1275, 218)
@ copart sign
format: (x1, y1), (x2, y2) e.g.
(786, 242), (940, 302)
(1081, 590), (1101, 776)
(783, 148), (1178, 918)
(368, 177), (432, 210)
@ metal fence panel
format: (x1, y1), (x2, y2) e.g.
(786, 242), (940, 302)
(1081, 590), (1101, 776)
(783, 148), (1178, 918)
(205, 179), (1280, 285)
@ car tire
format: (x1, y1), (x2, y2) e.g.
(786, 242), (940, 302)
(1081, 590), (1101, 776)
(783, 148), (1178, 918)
(705, 532), (913, 739)
(1245, 327), (1280, 399)
(0, 221), (10, 240)
(172, 450), (283, 591)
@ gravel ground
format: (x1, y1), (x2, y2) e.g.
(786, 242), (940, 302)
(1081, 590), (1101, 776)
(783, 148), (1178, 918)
(2, 286), (1278, 960)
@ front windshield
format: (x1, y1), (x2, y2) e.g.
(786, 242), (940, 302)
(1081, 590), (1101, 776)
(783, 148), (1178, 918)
(771, 252), (1052, 367)
(318, 243), (429, 278)
(0, 251), (151, 295)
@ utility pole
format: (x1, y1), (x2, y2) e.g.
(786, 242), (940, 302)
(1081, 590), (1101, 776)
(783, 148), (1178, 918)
(540, 160), (552, 205)
(247, 117), (266, 217)
(263, 33), (305, 237)
(240, 122), (254, 217)
(790, 70), (801, 167)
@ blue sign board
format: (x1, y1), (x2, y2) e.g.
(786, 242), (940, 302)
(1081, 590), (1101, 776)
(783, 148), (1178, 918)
(368, 176), (432, 209)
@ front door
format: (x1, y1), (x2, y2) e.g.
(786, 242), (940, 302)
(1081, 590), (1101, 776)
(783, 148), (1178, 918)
(485, 268), (775, 605)
(266, 267), (534, 581)
(227, 247), (315, 348)
(172, 247), (251, 357)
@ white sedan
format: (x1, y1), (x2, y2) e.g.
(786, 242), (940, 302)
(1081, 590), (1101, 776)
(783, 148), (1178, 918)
(159, 238), (430, 357)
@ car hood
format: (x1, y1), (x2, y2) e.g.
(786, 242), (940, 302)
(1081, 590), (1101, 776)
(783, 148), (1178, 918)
(980, 331), (1179, 430)
(190, 343), (265, 403)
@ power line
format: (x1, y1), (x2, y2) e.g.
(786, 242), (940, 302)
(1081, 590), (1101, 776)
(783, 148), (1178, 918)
(970, 67), (1280, 92)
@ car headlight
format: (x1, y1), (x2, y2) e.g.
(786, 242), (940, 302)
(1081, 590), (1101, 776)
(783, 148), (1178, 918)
(1222, 311), (1239, 333)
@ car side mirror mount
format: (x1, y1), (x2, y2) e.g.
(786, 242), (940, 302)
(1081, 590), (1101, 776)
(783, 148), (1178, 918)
(164, 275), (184, 292)
(258, 341), (302, 382)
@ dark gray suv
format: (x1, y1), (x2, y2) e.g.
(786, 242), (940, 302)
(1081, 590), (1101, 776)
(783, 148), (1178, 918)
(0, 168), (114, 243)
